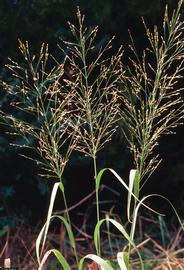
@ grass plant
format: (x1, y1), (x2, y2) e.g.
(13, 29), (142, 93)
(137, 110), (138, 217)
(119, 0), (184, 265)
(62, 8), (122, 255)
(0, 41), (80, 267)
(120, 0), (184, 186)
(1, 0), (184, 269)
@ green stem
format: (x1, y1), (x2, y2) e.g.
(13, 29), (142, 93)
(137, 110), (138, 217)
(128, 172), (141, 263)
(93, 156), (99, 221)
(93, 155), (101, 256)
(62, 190), (79, 268)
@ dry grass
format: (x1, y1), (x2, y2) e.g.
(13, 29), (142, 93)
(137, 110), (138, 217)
(1, 216), (184, 270)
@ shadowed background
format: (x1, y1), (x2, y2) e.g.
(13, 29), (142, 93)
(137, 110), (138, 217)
(0, 0), (183, 233)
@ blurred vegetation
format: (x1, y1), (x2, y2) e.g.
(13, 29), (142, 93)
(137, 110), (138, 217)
(0, 0), (184, 231)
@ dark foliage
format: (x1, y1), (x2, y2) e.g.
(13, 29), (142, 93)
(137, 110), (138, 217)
(0, 0), (183, 231)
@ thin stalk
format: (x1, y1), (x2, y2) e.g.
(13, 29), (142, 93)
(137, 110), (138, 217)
(93, 155), (101, 256)
(93, 156), (99, 222)
(62, 189), (79, 268)
(128, 172), (142, 263)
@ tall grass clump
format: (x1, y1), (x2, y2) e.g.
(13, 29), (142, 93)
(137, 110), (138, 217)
(0, 10), (123, 268)
(1, 0), (184, 269)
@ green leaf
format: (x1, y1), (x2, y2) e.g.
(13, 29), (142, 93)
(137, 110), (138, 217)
(127, 169), (136, 222)
(94, 218), (145, 270)
(36, 214), (76, 266)
(133, 170), (140, 199)
(107, 168), (160, 216)
(94, 219), (104, 254)
(38, 249), (71, 270)
(117, 252), (129, 270)
(36, 182), (60, 264)
(79, 254), (114, 270)
(52, 249), (72, 270)
(130, 194), (165, 242)
(55, 215), (76, 250)
(95, 168), (106, 191)
(59, 181), (65, 193)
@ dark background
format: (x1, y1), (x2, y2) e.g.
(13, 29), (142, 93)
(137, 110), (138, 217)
(0, 0), (184, 232)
